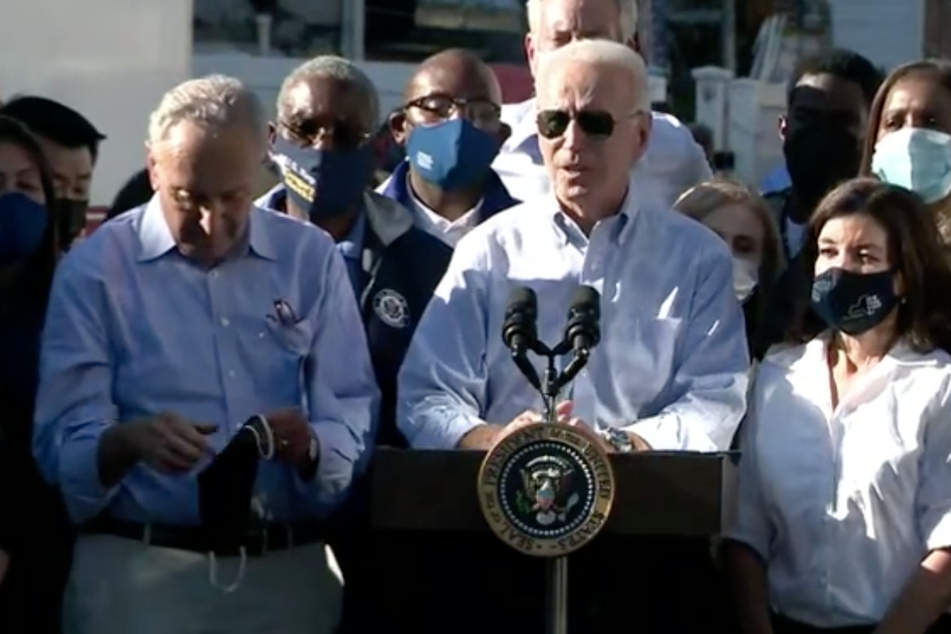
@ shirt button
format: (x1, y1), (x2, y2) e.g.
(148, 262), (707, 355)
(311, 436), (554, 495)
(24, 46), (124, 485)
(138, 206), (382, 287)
(228, 370), (236, 378)
(210, 270), (219, 279)
(220, 317), (230, 327)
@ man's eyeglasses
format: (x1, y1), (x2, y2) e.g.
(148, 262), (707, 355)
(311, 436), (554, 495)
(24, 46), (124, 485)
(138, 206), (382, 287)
(405, 94), (502, 128)
(536, 109), (640, 140)
(278, 119), (370, 150)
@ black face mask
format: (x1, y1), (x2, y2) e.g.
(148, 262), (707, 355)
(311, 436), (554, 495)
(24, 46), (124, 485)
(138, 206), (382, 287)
(783, 123), (861, 216)
(197, 425), (261, 549)
(54, 198), (89, 251)
(810, 267), (899, 336)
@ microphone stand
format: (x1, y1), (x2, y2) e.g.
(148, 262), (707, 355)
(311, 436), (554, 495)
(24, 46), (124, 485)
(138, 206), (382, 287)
(531, 340), (589, 634)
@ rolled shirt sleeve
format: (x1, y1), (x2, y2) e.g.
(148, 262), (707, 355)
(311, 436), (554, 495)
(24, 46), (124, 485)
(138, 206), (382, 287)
(32, 249), (121, 523)
(397, 236), (491, 449)
(294, 247), (380, 516)
(622, 243), (749, 451)
(918, 375), (951, 552)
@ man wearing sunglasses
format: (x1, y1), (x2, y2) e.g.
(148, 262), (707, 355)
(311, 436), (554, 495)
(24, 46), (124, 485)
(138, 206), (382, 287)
(398, 39), (748, 632)
(259, 55), (451, 446)
(492, 0), (711, 208)
(257, 56), (452, 630)
(377, 49), (520, 247)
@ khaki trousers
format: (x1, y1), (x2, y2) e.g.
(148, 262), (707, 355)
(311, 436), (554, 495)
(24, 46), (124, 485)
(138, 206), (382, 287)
(63, 534), (342, 634)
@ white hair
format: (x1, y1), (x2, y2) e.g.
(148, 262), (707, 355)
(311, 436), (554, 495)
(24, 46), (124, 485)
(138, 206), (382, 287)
(526, 0), (639, 42)
(148, 74), (265, 145)
(536, 38), (650, 111)
(277, 55), (379, 129)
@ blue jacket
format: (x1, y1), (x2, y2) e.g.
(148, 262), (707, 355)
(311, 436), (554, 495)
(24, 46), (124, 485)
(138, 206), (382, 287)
(256, 186), (452, 446)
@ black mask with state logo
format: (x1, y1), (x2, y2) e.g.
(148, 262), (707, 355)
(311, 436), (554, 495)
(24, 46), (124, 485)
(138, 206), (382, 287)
(197, 425), (261, 549)
(783, 120), (861, 216)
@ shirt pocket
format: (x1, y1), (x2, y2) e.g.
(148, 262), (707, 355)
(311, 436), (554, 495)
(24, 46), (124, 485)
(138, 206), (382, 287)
(606, 316), (683, 403)
(263, 317), (314, 357)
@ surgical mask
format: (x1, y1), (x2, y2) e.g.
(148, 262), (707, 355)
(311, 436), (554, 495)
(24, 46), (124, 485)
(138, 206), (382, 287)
(810, 267), (898, 336)
(783, 122), (861, 208)
(406, 118), (499, 192)
(0, 192), (49, 265)
(271, 136), (374, 222)
(871, 128), (951, 204)
(197, 418), (272, 593)
(733, 257), (759, 303)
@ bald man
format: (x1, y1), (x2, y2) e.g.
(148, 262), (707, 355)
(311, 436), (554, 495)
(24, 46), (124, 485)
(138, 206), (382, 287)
(376, 48), (519, 246)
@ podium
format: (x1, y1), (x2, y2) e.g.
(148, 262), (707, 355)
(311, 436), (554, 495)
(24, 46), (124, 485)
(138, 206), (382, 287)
(369, 447), (736, 632)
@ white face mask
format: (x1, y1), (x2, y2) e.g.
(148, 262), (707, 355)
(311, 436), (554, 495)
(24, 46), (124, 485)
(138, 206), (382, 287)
(733, 257), (759, 303)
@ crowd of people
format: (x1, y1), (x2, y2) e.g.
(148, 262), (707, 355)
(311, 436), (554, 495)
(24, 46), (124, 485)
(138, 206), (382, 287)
(3, 0), (951, 632)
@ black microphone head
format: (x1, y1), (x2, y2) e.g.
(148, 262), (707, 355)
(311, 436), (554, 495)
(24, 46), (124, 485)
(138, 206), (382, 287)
(502, 287), (539, 351)
(565, 285), (601, 349)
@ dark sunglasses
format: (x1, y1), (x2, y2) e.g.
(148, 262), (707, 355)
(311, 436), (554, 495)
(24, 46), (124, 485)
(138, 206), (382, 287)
(536, 109), (636, 139)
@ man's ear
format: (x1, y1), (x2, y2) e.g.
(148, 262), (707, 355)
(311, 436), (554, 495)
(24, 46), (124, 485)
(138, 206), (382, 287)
(778, 114), (788, 141)
(267, 121), (277, 147)
(389, 110), (409, 145)
(525, 33), (538, 78)
(144, 142), (158, 190)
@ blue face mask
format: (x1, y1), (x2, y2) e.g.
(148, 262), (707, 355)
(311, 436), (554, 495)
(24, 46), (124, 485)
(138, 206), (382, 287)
(406, 118), (500, 192)
(810, 267), (898, 336)
(271, 136), (374, 222)
(871, 127), (951, 204)
(0, 192), (49, 266)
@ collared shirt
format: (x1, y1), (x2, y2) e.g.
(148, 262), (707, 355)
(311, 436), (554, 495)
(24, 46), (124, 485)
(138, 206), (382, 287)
(491, 98), (713, 208)
(32, 196), (380, 525)
(396, 178), (749, 450)
(256, 184), (366, 295)
(376, 160), (519, 247)
(725, 337), (951, 628)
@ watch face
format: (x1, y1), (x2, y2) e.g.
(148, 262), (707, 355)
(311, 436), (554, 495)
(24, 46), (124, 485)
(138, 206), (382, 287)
(308, 436), (319, 461)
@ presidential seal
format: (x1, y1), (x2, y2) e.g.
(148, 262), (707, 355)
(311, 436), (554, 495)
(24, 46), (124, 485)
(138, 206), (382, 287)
(477, 423), (615, 557)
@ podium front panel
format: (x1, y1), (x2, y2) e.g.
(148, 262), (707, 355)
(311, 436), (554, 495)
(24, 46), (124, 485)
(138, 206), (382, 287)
(369, 448), (736, 537)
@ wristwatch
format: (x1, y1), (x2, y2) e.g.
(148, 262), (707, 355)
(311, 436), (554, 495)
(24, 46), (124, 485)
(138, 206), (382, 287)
(599, 426), (635, 453)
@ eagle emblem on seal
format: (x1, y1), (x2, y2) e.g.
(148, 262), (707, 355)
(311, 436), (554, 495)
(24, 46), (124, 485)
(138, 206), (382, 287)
(517, 455), (580, 526)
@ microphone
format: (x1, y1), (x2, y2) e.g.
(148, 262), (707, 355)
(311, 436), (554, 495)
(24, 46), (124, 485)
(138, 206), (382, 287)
(502, 287), (542, 391)
(502, 287), (539, 353)
(564, 285), (601, 353)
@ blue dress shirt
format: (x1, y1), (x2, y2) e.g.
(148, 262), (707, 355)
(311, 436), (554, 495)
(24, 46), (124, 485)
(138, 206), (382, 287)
(398, 179), (749, 450)
(32, 196), (380, 525)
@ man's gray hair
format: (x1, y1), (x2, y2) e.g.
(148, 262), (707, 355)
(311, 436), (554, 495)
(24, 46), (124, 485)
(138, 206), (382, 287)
(276, 56), (379, 129)
(148, 74), (266, 145)
(526, 0), (639, 42)
(536, 38), (650, 111)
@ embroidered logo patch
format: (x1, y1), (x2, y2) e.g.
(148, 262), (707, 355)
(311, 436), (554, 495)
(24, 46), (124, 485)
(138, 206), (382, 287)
(372, 289), (410, 328)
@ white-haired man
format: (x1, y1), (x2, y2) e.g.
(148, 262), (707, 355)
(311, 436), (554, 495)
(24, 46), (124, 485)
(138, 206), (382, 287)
(398, 39), (746, 631)
(33, 75), (379, 634)
(493, 0), (711, 207)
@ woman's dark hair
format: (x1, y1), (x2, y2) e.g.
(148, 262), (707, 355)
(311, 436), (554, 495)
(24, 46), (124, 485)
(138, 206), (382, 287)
(859, 59), (951, 175)
(786, 177), (951, 352)
(107, 168), (153, 220)
(0, 115), (58, 306)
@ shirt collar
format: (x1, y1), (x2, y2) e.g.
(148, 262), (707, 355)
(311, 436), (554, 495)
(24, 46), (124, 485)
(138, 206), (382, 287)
(781, 333), (945, 374)
(337, 212), (366, 260)
(137, 193), (278, 263)
(381, 160), (519, 221)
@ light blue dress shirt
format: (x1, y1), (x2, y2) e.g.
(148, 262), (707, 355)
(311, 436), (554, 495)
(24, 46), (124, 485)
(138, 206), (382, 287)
(33, 197), (380, 525)
(397, 180), (749, 451)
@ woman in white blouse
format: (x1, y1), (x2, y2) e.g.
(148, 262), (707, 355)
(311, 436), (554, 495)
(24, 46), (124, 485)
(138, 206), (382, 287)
(725, 178), (951, 634)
